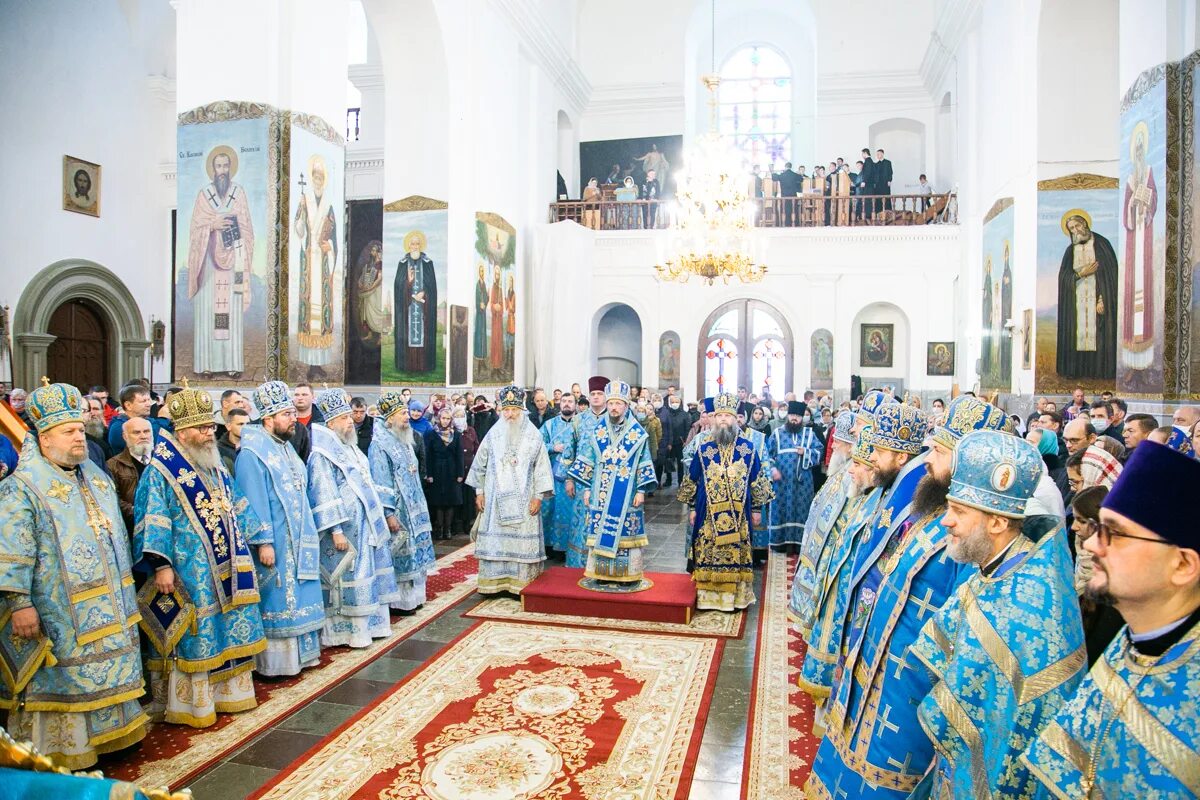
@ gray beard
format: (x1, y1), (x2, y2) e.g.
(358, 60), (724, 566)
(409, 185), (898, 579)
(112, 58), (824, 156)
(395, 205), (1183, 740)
(1071, 230), (1092, 245)
(946, 529), (994, 565)
(85, 419), (105, 439)
(714, 425), (737, 447)
(338, 426), (358, 446)
(128, 442), (153, 461)
(388, 419), (414, 446)
(828, 448), (850, 476)
(180, 441), (221, 471)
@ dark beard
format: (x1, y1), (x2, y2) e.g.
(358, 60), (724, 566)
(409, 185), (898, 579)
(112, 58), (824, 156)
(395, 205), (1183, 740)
(560, 409), (574, 418)
(714, 425), (737, 447)
(214, 173), (230, 197)
(873, 463), (901, 490)
(785, 421), (803, 433)
(1083, 584), (1116, 607)
(911, 473), (949, 517)
(273, 425), (294, 442)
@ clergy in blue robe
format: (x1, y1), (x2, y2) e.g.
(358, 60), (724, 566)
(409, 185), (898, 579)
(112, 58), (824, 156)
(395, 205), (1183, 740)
(799, 426), (880, 734)
(234, 381), (325, 677)
(767, 400), (824, 549)
(743, 422), (775, 552)
(568, 380), (658, 585)
(1021, 441), (1200, 800)
(369, 391), (436, 611)
(0, 383), (147, 769)
(789, 409), (856, 640)
(467, 386), (554, 593)
(908, 430), (1085, 800)
(540, 395), (580, 560)
(677, 393), (774, 610)
(307, 389), (400, 647)
(135, 387), (266, 727)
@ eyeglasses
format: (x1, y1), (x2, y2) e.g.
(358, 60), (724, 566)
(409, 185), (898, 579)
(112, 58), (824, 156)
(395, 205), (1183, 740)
(193, 424), (218, 435)
(1084, 521), (1174, 548)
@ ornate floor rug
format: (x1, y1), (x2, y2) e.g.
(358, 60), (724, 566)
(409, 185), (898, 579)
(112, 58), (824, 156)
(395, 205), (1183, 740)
(464, 596), (746, 638)
(250, 620), (723, 799)
(104, 545), (480, 790)
(741, 553), (820, 799)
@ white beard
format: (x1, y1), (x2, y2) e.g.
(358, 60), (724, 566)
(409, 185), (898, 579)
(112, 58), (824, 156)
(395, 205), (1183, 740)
(338, 426), (358, 446)
(389, 419), (414, 447)
(828, 448), (850, 476)
(180, 441), (221, 471)
(128, 442), (153, 461)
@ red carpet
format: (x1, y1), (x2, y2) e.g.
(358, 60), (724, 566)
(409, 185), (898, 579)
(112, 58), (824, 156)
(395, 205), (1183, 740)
(249, 621), (723, 799)
(102, 546), (479, 790)
(521, 567), (697, 624)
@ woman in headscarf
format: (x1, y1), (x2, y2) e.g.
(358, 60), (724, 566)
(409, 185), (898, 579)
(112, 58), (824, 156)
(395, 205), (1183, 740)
(453, 406), (480, 535)
(1080, 441), (1123, 489)
(423, 406), (463, 540)
(747, 405), (772, 435)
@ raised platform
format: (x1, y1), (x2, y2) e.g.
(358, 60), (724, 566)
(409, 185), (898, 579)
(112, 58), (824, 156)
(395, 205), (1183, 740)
(521, 567), (697, 624)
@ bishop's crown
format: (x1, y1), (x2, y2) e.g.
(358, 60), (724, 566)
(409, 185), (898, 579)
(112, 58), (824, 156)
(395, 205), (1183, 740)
(253, 380), (293, 418)
(931, 395), (1007, 451)
(712, 393), (740, 415)
(316, 388), (352, 421)
(27, 380), (85, 433)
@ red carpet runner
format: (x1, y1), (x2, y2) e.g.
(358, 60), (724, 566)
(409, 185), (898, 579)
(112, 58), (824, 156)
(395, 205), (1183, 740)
(250, 621), (723, 799)
(741, 552), (820, 799)
(104, 545), (479, 790)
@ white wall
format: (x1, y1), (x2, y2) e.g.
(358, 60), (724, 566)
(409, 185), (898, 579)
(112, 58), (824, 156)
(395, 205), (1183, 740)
(1, 0), (176, 384)
(851, 302), (911, 389)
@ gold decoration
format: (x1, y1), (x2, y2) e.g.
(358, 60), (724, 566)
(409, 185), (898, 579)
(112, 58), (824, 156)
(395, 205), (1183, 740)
(40, 376), (50, 387)
(1037, 173), (1119, 191)
(982, 197), (1014, 226)
(384, 195), (449, 212)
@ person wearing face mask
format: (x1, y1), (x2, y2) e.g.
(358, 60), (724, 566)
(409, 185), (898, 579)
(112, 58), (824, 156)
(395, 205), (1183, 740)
(652, 393), (670, 485)
(664, 394), (690, 487)
(635, 401), (662, 499)
(766, 401), (824, 552)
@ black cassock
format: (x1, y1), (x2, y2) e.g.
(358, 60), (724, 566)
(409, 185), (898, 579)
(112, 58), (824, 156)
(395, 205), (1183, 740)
(1056, 231), (1118, 380)
(394, 253), (438, 372)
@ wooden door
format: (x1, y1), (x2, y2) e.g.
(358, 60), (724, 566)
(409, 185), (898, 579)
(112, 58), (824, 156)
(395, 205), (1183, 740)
(46, 299), (109, 391)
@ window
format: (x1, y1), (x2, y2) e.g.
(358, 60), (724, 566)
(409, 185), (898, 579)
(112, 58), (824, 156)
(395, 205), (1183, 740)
(718, 46), (791, 170)
(698, 300), (793, 399)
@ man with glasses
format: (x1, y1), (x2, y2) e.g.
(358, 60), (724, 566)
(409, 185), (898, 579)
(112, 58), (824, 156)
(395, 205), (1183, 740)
(1062, 416), (1097, 457)
(1021, 441), (1200, 798)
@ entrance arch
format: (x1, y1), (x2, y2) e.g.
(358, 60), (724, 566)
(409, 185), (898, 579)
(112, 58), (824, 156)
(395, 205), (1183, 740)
(47, 299), (110, 391)
(697, 299), (793, 400)
(13, 259), (149, 391)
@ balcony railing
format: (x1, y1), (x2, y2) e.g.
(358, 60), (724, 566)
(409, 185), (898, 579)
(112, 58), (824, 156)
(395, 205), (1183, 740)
(549, 192), (957, 230)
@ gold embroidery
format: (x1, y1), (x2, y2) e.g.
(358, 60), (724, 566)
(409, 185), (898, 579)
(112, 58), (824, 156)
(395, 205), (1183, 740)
(46, 480), (73, 503)
(1040, 720), (1091, 777)
(931, 681), (992, 800)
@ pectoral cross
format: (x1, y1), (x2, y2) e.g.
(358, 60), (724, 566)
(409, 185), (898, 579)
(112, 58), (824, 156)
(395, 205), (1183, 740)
(297, 172), (308, 194)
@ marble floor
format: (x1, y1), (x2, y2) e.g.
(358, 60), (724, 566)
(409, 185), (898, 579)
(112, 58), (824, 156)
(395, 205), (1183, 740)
(167, 487), (762, 800)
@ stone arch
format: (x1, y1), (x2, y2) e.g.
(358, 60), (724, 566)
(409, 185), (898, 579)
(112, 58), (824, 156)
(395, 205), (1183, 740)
(849, 301), (910, 393)
(13, 259), (149, 391)
(868, 117), (926, 194)
(557, 109), (578, 197)
(593, 302), (643, 385)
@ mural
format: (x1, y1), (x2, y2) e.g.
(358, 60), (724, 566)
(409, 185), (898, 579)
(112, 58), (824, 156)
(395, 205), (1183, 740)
(926, 342), (955, 376)
(472, 212), (517, 385)
(658, 330), (680, 386)
(981, 199), (1015, 392)
(810, 328), (833, 390)
(449, 305), (469, 386)
(1034, 176), (1119, 394)
(286, 119), (345, 383)
(1023, 309), (1033, 370)
(859, 323), (893, 369)
(382, 198), (448, 386)
(174, 103), (277, 384)
(1117, 72), (1167, 395)
(345, 199), (384, 385)
(578, 134), (683, 198)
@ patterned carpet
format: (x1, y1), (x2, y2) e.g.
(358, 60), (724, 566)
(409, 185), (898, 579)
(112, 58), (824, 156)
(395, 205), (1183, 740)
(464, 596), (746, 638)
(248, 621), (724, 800)
(741, 553), (820, 799)
(104, 545), (480, 790)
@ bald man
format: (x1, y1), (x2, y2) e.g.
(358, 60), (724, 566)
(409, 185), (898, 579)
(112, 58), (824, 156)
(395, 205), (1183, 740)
(107, 416), (154, 536)
(1172, 405), (1200, 428)
(1063, 417), (1097, 457)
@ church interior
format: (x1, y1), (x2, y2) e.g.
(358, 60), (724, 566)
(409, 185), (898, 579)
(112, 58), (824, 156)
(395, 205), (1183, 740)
(2, 1), (1200, 798)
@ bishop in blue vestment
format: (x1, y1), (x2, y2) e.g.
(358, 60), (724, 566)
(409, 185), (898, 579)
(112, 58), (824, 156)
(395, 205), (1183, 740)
(540, 395), (580, 560)
(308, 389), (400, 647)
(234, 381), (325, 677)
(767, 400), (824, 549)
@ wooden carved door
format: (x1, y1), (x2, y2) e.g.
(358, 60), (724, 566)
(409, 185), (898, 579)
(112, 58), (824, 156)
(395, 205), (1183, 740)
(46, 299), (109, 391)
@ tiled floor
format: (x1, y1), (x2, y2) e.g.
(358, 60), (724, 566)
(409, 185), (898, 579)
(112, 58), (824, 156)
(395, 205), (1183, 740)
(175, 487), (762, 799)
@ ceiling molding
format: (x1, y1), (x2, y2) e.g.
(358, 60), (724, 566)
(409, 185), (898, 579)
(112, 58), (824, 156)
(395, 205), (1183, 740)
(584, 82), (685, 119)
(919, 0), (983, 95)
(490, 0), (591, 116)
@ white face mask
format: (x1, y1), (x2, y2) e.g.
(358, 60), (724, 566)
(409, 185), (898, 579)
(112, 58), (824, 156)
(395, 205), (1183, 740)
(669, 401), (680, 410)
(775, 408), (787, 419)
(652, 400), (663, 409)
(1092, 418), (1109, 434)
(452, 417), (467, 432)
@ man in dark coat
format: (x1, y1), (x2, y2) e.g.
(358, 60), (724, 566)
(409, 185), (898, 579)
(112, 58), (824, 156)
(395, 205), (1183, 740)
(856, 148), (875, 219)
(873, 148), (893, 214)
(774, 162), (802, 226)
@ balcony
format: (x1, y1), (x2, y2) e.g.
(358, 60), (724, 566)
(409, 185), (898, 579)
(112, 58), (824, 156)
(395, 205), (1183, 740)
(548, 192), (957, 230)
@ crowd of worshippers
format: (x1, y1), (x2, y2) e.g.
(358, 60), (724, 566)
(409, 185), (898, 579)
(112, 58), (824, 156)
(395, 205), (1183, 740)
(787, 390), (1199, 799)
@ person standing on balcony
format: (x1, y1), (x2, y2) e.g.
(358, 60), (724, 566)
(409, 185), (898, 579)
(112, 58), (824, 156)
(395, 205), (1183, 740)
(857, 147), (875, 220)
(874, 148), (893, 214)
(640, 168), (660, 229)
(775, 161), (801, 227)
(582, 177), (601, 230)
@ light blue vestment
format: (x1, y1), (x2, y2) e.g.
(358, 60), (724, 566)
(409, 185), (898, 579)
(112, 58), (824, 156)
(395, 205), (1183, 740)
(539, 414), (579, 555)
(789, 462), (852, 638)
(765, 426), (823, 547)
(368, 419), (436, 609)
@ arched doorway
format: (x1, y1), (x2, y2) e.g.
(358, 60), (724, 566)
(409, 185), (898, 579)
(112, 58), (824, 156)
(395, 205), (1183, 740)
(697, 299), (793, 400)
(596, 304), (642, 385)
(47, 299), (110, 391)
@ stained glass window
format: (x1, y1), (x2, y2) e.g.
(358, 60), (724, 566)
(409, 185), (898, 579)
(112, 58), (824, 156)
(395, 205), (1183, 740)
(752, 338), (786, 399)
(718, 46), (791, 170)
(704, 338), (739, 398)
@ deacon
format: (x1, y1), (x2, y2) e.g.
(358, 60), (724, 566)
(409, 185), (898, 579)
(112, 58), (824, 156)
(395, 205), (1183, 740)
(540, 392), (580, 564)
(766, 400), (824, 551)
(234, 381), (326, 676)
(798, 426), (882, 733)
(568, 380), (658, 585)
(575, 375), (609, 446)
(135, 384), (266, 727)
(677, 393), (774, 610)
(810, 401), (972, 798)
(307, 388), (399, 647)
(789, 409), (855, 639)
(1021, 441), (1200, 799)
(368, 391), (436, 613)
(0, 382), (147, 768)
(466, 386), (554, 594)
(908, 430), (1085, 799)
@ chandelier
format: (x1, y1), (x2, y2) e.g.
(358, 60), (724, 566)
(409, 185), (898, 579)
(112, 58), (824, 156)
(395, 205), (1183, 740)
(655, 75), (766, 285)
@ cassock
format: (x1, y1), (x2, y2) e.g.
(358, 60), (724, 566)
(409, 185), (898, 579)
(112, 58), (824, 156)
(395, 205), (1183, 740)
(677, 434), (774, 611)
(136, 432), (267, 726)
(0, 436), (147, 769)
(466, 417), (554, 593)
(234, 425), (326, 676)
(568, 415), (658, 583)
(788, 461), (853, 640)
(1057, 230), (1119, 380)
(539, 414), (579, 557)
(368, 419), (436, 611)
(394, 252), (438, 372)
(307, 424), (400, 647)
(766, 426), (823, 547)
(910, 524), (1085, 799)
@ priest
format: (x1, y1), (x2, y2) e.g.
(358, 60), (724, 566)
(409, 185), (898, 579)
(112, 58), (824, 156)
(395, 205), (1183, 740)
(569, 380), (658, 585)
(1021, 441), (1200, 799)
(540, 392), (580, 563)
(766, 400), (824, 550)
(677, 392), (774, 610)
(909, 430), (1085, 799)
(467, 385), (554, 594)
(135, 385), (266, 727)
(234, 381), (326, 676)
(307, 388), (399, 647)
(0, 382), (147, 767)
(368, 391), (436, 613)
